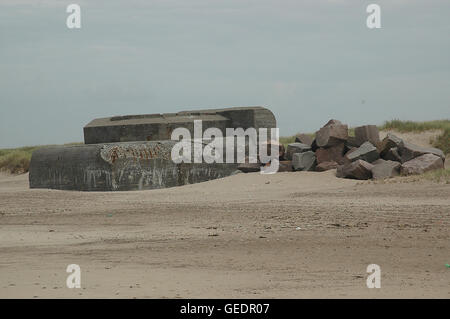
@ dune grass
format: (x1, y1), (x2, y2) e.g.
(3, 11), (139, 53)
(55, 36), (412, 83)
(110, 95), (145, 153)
(0, 143), (82, 174)
(0, 146), (41, 174)
(379, 119), (450, 132)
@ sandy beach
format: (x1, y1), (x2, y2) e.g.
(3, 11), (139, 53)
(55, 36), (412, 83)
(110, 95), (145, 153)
(0, 166), (449, 298)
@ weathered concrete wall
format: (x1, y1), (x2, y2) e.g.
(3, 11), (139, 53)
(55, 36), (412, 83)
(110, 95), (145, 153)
(29, 141), (239, 191)
(83, 106), (276, 144)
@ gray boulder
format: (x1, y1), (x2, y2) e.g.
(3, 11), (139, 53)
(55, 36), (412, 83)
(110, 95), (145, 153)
(315, 119), (348, 148)
(336, 160), (374, 180)
(286, 143), (311, 160)
(292, 151), (316, 171)
(355, 125), (380, 146)
(345, 141), (379, 163)
(400, 153), (444, 175)
(371, 160), (401, 179)
(398, 141), (445, 163)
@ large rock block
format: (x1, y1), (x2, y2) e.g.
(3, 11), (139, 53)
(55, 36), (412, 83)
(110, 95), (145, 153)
(354, 125), (380, 146)
(398, 141), (445, 163)
(379, 133), (403, 158)
(286, 143), (311, 160)
(315, 119), (348, 148)
(371, 159), (401, 179)
(295, 134), (313, 146)
(29, 141), (239, 191)
(336, 160), (374, 180)
(315, 143), (346, 165)
(292, 151), (316, 171)
(400, 153), (444, 175)
(346, 136), (360, 148)
(345, 142), (379, 163)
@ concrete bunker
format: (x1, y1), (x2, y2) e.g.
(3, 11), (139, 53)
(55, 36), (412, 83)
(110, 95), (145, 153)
(29, 106), (276, 191)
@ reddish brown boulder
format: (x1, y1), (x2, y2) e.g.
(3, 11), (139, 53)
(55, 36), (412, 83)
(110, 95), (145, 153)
(355, 125), (380, 147)
(336, 160), (374, 180)
(315, 119), (348, 148)
(316, 143), (346, 165)
(400, 153), (444, 175)
(316, 161), (338, 172)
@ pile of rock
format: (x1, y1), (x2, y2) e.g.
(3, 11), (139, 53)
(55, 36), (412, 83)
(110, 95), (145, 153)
(238, 119), (446, 180)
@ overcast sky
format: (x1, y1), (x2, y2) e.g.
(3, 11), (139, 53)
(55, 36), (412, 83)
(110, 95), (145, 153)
(0, 0), (449, 148)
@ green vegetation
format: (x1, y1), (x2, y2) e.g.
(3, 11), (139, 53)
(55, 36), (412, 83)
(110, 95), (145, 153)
(0, 146), (40, 174)
(0, 143), (82, 174)
(279, 136), (296, 147)
(379, 119), (450, 132)
(430, 127), (450, 155)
